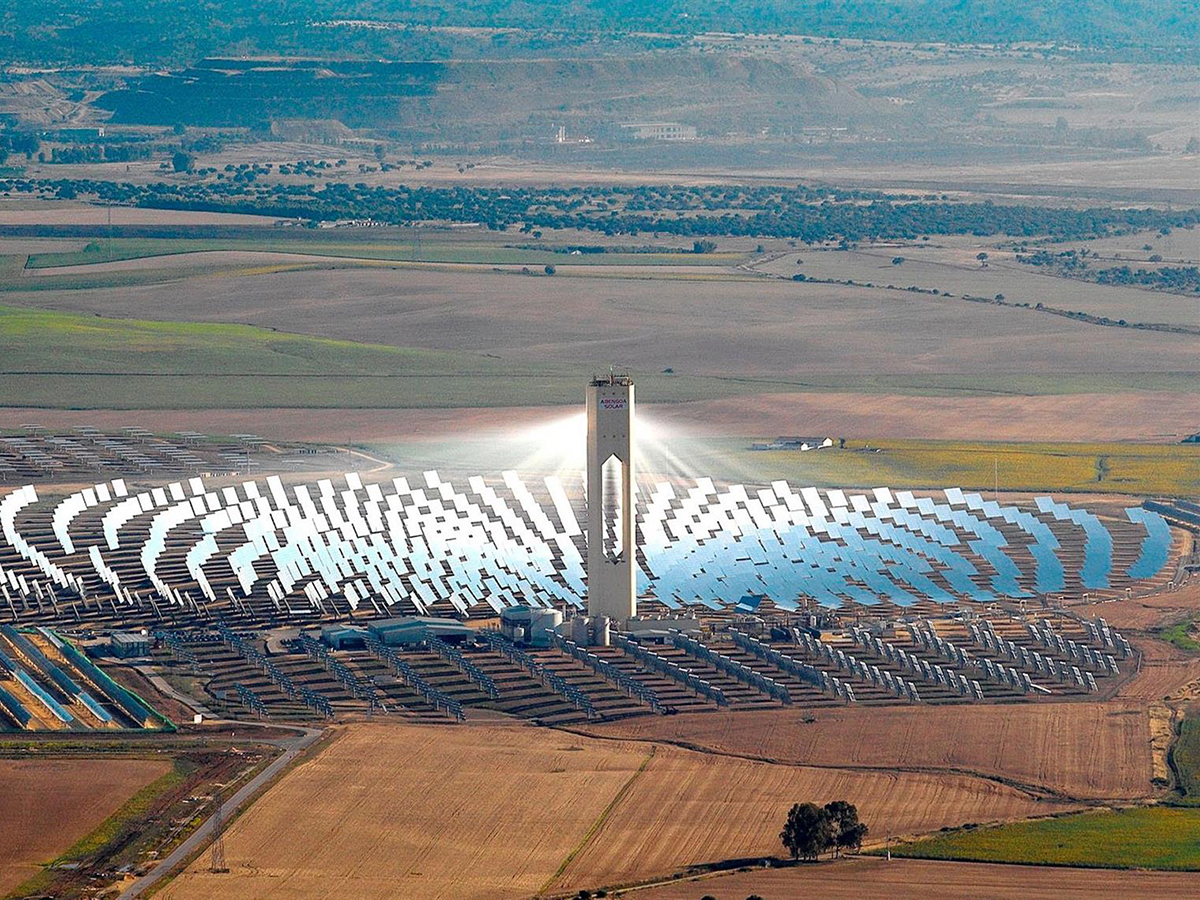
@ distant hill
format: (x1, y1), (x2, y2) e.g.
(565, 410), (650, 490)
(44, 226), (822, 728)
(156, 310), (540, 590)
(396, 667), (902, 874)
(3, 1), (1195, 67)
(94, 54), (862, 138)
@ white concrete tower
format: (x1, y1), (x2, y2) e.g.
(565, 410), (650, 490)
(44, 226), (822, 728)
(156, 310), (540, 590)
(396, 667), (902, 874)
(586, 372), (637, 622)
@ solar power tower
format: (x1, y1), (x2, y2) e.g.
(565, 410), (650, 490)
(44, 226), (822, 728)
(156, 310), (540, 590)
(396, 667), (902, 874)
(586, 372), (637, 622)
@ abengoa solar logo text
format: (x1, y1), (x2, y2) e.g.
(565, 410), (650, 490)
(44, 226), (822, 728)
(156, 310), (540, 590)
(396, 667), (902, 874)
(599, 398), (628, 410)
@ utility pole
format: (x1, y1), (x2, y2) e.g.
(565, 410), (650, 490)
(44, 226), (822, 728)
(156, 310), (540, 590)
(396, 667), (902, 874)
(209, 794), (229, 874)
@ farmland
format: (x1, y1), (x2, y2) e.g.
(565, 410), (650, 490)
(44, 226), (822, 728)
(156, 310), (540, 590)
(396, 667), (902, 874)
(631, 857), (1200, 900)
(159, 722), (1074, 900)
(890, 806), (1200, 870)
(159, 723), (650, 900)
(0, 757), (171, 894)
(4, 262), (1197, 396)
(584, 702), (1154, 801)
(752, 236), (1199, 329)
(551, 743), (1069, 893)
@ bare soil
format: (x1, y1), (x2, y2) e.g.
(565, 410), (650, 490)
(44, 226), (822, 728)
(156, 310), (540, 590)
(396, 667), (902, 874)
(0, 757), (171, 894)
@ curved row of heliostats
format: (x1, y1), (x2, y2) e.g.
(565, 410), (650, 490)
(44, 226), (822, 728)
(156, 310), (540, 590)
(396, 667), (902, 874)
(0, 470), (1174, 615)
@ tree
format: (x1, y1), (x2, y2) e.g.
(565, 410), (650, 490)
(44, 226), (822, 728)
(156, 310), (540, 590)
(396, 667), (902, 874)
(824, 801), (868, 857)
(780, 802), (835, 861)
(172, 151), (195, 173)
(1186, 137), (1200, 155)
(692, 239), (717, 254)
(976, 251), (989, 266)
(544, 264), (557, 275)
(892, 256), (904, 265)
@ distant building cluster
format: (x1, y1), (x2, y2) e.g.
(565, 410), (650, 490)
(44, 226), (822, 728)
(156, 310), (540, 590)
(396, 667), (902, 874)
(619, 122), (697, 141)
(750, 436), (835, 452)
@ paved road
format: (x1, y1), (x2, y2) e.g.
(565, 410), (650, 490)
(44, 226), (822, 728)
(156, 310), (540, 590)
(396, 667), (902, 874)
(117, 721), (325, 899)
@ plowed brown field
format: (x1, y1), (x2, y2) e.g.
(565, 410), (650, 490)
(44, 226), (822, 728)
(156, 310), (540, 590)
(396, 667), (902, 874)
(631, 856), (1200, 900)
(1116, 636), (1200, 701)
(161, 722), (1073, 900)
(0, 758), (171, 894)
(551, 744), (1070, 893)
(583, 701), (1152, 800)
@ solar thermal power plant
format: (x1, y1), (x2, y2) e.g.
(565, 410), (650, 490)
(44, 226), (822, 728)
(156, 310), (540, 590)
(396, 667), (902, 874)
(0, 460), (1180, 723)
(0, 383), (1186, 730)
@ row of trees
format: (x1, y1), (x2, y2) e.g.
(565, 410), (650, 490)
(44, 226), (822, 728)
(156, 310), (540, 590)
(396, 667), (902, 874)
(780, 800), (868, 861)
(1, 175), (1196, 243)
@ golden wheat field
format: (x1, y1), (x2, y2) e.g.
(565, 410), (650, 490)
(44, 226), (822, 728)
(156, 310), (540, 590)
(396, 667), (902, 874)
(551, 744), (1071, 894)
(585, 701), (1153, 801)
(631, 856), (1200, 900)
(160, 722), (649, 900)
(160, 722), (1074, 900)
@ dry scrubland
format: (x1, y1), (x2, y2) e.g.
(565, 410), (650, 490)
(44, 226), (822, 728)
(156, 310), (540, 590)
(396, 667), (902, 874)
(161, 723), (1070, 900)
(0, 758), (171, 894)
(585, 702), (1153, 800)
(631, 856), (1200, 900)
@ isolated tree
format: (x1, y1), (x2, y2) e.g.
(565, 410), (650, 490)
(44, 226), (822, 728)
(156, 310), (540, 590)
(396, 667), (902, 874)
(824, 801), (868, 857)
(1185, 137), (1200, 155)
(976, 251), (989, 265)
(544, 264), (557, 275)
(780, 802), (835, 861)
(172, 151), (195, 173)
(892, 256), (904, 265)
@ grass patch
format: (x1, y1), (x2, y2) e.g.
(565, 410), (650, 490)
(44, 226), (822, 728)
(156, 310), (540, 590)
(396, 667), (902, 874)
(1159, 618), (1200, 654)
(889, 806), (1200, 870)
(1172, 715), (1200, 802)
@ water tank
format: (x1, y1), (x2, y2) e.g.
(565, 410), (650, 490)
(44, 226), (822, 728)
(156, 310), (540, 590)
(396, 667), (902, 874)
(570, 614), (592, 645)
(530, 609), (565, 646)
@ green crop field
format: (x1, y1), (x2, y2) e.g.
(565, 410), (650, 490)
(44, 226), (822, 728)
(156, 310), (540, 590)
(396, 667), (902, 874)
(22, 237), (742, 270)
(705, 438), (1200, 496)
(0, 303), (806, 409)
(368, 435), (1200, 497)
(889, 806), (1200, 870)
